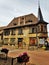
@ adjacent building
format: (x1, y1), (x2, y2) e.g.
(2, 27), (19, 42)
(0, 5), (48, 48)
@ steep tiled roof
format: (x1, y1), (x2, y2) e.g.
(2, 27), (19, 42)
(3, 22), (38, 30)
(0, 13), (48, 30)
(0, 26), (7, 31)
(0, 26), (7, 34)
(2, 13), (38, 29)
(38, 3), (48, 24)
(7, 13), (38, 26)
(0, 13), (38, 30)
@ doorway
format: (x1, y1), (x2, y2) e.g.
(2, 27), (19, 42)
(18, 38), (23, 48)
(29, 37), (36, 46)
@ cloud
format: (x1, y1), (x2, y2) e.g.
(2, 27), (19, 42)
(0, 0), (49, 28)
(0, 23), (3, 27)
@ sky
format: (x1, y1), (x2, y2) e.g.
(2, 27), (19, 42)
(0, 0), (49, 36)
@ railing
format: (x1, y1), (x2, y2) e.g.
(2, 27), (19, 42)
(0, 54), (17, 65)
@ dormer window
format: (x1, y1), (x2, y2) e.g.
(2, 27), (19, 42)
(13, 23), (17, 25)
(26, 20), (32, 23)
(22, 17), (24, 20)
(28, 20), (32, 22)
(20, 21), (23, 24)
(13, 23), (16, 25)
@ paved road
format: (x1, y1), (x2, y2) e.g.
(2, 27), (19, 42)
(28, 51), (49, 65)
(8, 49), (49, 65)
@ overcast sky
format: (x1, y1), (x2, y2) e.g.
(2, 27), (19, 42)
(0, 0), (49, 36)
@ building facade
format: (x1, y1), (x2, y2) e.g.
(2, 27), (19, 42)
(0, 6), (48, 48)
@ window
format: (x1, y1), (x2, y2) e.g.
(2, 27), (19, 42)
(18, 28), (23, 35)
(11, 29), (16, 35)
(41, 25), (43, 32)
(13, 23), (17, 25)
(37, 25), (40, 32)
(22, 17), (24, 20)
(20, 21), (23, 24)
(29, 27), (35, 33)
(32, 28), (35, 33)
(44, 25), (47, 32)
(28, 20), (32, 22)
(13, 22), (18, 25)
(26, 20), (32, 23)
(10, 38), (15, 43)
(4, 30), (10, 36)
(4, 38), (9, 44)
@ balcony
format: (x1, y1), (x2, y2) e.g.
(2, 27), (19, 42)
(39, 33), (48, 37)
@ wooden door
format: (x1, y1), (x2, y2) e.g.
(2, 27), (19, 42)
(29, 38), (35, 46)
